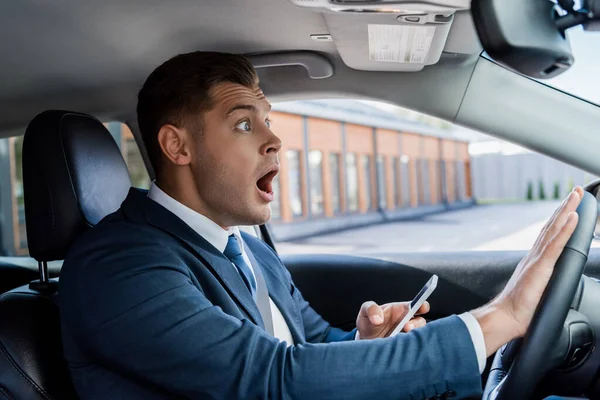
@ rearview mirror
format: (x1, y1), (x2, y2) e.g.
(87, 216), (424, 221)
(471, 0), (574, 79)
(583, 180), (600, 240)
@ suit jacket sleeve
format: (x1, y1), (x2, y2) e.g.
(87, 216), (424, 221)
(63, 246), (482, 400)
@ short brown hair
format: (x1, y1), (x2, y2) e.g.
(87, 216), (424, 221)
(136, 51), (259, 176)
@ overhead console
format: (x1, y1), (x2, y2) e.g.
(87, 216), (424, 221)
(288, 0), (472, 72)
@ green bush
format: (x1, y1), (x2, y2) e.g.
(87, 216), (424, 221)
(539, 180), (546, 200)
(553, 181), (560, 200)
(567, 178), (575, 193)
(526, 181), (534, 201)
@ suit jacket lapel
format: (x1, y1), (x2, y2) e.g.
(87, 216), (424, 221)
(121, 188), (264, 328)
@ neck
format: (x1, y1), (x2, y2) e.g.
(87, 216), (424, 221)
(154, 178), (230, 231)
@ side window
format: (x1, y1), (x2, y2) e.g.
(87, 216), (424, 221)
(7, 136), (26, 255)
(268, 98), (596, 255)
(105, 123), (151, 189)
(0, 122), (152, 256)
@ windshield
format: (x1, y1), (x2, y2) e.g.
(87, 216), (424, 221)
(544, 26), (600, 106)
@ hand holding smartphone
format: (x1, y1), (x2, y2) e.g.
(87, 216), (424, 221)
(388, 275), (438, 337)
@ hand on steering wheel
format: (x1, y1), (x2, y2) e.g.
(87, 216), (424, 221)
(471, 187), (596, 399)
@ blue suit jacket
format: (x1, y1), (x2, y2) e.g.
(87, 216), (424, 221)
(59, 188), (482, 399)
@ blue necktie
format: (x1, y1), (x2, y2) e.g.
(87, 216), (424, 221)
(223, 235), (257, 299)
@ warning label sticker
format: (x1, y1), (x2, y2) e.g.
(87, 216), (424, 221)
(368, 24), (436, 63)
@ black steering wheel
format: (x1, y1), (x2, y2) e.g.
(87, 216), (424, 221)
(483, 191), (597, 399)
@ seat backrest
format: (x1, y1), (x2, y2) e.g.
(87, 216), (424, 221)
(0, 110), (132, 399)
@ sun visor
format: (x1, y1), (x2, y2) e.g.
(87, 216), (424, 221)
(324, 11), (455, 71)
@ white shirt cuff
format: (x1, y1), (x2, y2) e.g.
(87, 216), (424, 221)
(458, 312), (486, 374)
(355, 330), (360, 340)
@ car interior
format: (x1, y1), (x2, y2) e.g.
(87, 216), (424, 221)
(1, 0), (600, 399)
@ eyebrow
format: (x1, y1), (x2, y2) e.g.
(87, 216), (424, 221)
(225, 103), (272, 117)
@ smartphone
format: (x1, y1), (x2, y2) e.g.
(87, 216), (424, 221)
(389, 274), (438, 337)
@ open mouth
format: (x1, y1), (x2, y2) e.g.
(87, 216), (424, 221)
(256, 167), (279, 201)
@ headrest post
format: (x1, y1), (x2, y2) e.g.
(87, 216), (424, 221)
(39, 261), (48, 283)
(29, 261), (58, 293)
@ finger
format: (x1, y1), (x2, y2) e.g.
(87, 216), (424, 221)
(543, 211), (579, 260)
(541, 190), (581, 246)
(361, 301), (384, 325)
(415, 301), (430, 315)
(403, 317), (427, 332)
(537, 189), (581, 248)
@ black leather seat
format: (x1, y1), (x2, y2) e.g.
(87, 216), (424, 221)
(0, 111), (132, 399)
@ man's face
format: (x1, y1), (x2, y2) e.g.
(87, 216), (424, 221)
(189, 82), (281, 227)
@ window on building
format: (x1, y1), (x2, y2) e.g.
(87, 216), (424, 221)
(431, 160), (439, 204)
(416, 158), (424, 205)
(456, 161), (466, 201)
(286, 150), (304, 217)
(392, 157), (400, 208)
(439, 160), (447, 203)
(420, 159), (431, 205)
(401, 156), (411, 207)
(346, 153), (359, 212)
(270, 173), (281, 219)
(308, 150), (324, 215)
(362, 155), (373, 211)
(376, 155), (387, 210)
(329, 153), (342, 213)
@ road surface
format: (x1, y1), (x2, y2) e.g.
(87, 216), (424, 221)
(277, 201), (596, 255)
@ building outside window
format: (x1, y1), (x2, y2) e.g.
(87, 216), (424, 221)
(376, 155), (387, 210)
(286, 150), (304, 217)
(308, 150), (324, 215)
(361, 155), (373, 211)
(329, 153), (342, 213)
(346, 153), (359, 212)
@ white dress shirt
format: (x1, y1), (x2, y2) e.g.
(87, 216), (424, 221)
(147, 183), (486, 372)
(148, 183), (295, 346)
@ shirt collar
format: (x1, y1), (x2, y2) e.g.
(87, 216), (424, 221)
(147, 182), (241, 253)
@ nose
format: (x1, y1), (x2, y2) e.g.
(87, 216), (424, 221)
(260, 128), (282, 156)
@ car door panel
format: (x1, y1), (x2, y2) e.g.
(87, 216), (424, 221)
(283, 248), (600, 331)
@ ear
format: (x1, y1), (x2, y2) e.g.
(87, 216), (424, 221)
(157, 124), (193, 167)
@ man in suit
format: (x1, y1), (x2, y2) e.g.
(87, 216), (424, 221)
(59, 51), (582, 399)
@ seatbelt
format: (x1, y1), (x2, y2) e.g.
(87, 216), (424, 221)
(244, 247), (275, 336)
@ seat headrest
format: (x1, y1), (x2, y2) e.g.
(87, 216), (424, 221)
(23, 110), (132, 262)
